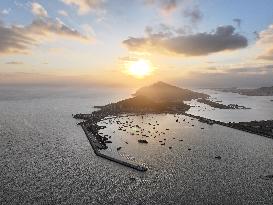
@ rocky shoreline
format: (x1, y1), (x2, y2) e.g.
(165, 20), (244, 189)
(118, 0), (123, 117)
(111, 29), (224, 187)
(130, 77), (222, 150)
(74, 112), (148, 171)
(184, 113), (273, 139)
(197, 98), (250, 109)
(80, 122), (147, 171)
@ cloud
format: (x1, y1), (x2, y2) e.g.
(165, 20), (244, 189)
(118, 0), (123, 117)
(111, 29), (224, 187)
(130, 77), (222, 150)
(160, 0), (177, 14)
(256, 24), (273, 61)
(0, 18), (91, 54)
(179, 64), (273, 88)
(1, 9), (11, 15)
(123, 25), (248, 56)
(119, 56), (138, 62)
(144, 24), (174, 38)
(257, 24), (273, 44)
(61, 0), (104, 15)
(144, 0), (178, 15)
(31, 2), (48, 17)
(28, 18), (87, 40)
(58, 10), (68, 16)
(0, 25), (34, 54)
(257, 48), (273, 61)
(233, 18), (241, 28)
(81, 23), (96, 38)
(183, 6), (203, 24)
(226, 64), (273, 74)
(6, 61), (23, 65)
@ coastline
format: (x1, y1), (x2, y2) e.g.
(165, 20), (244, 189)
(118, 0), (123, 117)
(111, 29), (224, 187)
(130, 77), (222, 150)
(80, 122), (148, 172)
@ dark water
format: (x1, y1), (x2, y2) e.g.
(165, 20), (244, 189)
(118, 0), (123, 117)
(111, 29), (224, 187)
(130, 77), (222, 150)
(0, 86), (273, 204)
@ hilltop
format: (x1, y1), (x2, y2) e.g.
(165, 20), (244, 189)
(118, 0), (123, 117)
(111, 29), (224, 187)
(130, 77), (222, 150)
(133, 81), (209, 102)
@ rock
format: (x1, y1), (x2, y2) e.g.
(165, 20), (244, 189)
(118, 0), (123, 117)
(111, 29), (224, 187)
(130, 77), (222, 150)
(179, 139), (183, 141)
(169, 146), (172, 149)
(161, 143), (165, 145)
(188, 148), (191, 151)
(138, 139), (148, 144)
(215, 156), (221, 159)
(117, 147), (122, 151)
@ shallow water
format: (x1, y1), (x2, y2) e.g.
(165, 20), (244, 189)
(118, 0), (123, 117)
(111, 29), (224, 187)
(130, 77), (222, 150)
(186, 89), (273, 122)
(0, 86), (273, 204)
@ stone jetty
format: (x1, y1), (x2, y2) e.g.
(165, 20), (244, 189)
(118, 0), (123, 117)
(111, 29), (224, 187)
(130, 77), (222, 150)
(80, 120), (148, 172)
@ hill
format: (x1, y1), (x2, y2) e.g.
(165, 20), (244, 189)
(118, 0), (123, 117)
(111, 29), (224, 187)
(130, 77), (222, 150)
(96, 95), (190, 114)
(133, 81), (209, 102)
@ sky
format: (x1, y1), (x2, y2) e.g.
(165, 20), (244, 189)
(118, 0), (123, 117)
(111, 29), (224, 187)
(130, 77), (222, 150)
(0, 0), (273, 88)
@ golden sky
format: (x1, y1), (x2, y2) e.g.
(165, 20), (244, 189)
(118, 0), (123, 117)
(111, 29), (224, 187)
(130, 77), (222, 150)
(1, 0), (273, 88)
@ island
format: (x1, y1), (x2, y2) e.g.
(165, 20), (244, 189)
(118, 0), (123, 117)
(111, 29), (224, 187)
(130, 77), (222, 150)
(133, 81), (209, 101)
(73, 82), (207, 171)
(214, 86), (273, 96)
(74, 81), (272, 171)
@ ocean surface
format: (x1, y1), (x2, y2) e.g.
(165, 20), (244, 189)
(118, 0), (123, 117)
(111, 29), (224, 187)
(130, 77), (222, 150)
(0, 86), (273, 204)
(187, 89), (273, 122)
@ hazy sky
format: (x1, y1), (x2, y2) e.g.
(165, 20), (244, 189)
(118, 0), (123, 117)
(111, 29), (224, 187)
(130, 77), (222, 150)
(0, 0), (273, 87)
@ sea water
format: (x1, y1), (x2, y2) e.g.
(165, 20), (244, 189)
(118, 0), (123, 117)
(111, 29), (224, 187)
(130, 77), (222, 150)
(0, 86), (272, 204)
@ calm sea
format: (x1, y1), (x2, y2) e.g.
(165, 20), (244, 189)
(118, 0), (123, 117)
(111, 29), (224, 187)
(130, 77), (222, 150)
(0, 86), (272, 204)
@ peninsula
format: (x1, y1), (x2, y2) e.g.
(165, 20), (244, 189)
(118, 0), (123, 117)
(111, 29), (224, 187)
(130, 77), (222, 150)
(74, 82), (272, 171)
(74, 82), (207, 171)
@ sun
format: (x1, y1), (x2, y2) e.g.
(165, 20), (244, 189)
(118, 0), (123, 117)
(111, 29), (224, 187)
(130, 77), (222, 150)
(128, 59), (151, 78)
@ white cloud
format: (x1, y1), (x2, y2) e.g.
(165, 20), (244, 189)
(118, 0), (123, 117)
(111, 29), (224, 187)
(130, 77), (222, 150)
(1, 9), (11, 15)
(31, 2), (48, 17)
(81, 24), (96, 38)
(0, 18), (92, 55)
(58, 10), (68, 16)
(61, 0), (104, 15)
(256, 24), (273, 61)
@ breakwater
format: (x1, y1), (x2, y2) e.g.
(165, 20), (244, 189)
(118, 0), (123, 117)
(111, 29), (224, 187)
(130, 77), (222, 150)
(77, 117), (148, 172)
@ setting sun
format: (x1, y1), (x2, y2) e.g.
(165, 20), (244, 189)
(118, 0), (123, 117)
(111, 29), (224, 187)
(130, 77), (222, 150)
(128, 60), (151, 78)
